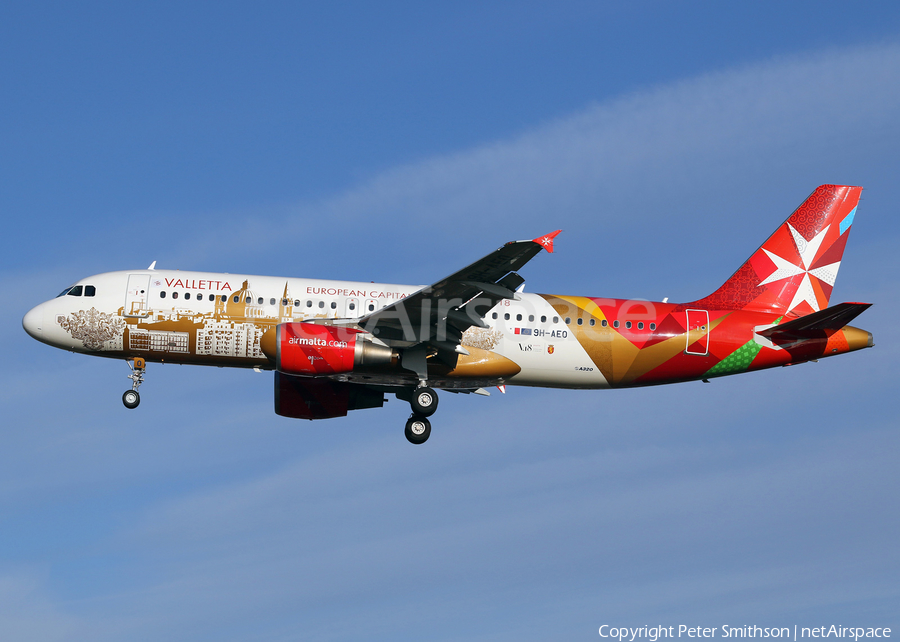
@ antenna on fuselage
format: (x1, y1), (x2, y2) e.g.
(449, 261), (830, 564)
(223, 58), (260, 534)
(148, 261), (157, 270)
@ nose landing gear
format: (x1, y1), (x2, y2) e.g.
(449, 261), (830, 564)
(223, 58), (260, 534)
(123, 357), (145, 409)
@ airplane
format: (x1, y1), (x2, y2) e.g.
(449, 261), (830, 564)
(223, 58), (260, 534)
(23, 184), (873, 444)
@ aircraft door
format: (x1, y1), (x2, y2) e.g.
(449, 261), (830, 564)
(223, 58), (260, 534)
(685, 309), (709, 355)
(124, 274), (152, 317)
(346, 298), (359, 317)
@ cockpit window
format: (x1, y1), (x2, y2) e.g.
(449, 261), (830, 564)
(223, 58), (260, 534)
(84, 285), (96, 297)
(57, 286), (74, 297)
(67, 285), (83, 297)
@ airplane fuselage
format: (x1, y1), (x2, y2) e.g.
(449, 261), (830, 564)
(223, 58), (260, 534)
(23, 268), (872, 392)
(21, 185), (875, 443)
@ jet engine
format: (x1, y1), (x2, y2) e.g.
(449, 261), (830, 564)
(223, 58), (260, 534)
(261, 322), (394, 375)
(275, 373), (385, 420)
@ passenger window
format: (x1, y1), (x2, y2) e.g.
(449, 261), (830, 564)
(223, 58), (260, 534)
(589, 319), (595, 326)
(307, 301), (313, 308)
(504, 313), (510, 320)
(173, 292), (179, 300)
(270, 298), (276, 305)
(565, 317), (571, 325)
(257, 297), (263, 305)
(613, 320), (619, 328)
(331, 302), (337, 309)
(650, 323), (656, 330)
(209, 294), (215, 302)
(67, 285), (83, 297)
(84, 285), (96, 297)
(492, 312), (498, 319)
(553, 316), (559, 323)
(233, 296), (239, 303)
(601, 319), (608, 327)
(638, 322), (644, 330)
(576, 318), (583, 325)
(318, 301), (325, 309)
(540, 315), (546, 323)
(368, 304), (375, 312)
(349, 302), (356, 311)
(626, 321), (632, 329)
(160, 291), (166, 299)
(294, 300), (300, 307)
(221, 295), (228, 303)
(516, 314), (522, 321)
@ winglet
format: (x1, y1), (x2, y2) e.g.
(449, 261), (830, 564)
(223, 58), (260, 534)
(533, 230), (562, 253)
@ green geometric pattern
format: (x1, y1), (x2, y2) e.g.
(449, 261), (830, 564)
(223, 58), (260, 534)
(704, 339), (763, 377)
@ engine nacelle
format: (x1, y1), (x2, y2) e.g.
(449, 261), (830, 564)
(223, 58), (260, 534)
(262, 322), (394, 375)
(275, 373), (385, 420)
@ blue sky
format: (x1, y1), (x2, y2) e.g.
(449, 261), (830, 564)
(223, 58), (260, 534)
(2, 3), (899, 640)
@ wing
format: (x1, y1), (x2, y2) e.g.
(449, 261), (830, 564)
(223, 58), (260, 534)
(357, 231), (560, 377)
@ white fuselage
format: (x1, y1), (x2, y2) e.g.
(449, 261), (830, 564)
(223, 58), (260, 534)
(23, 269), (609, 389)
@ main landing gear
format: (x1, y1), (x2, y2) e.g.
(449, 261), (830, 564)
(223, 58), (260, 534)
(410, 386), (438, 416)
(404, 385), (438, 444)
(405, 414), (431, 444)
(123, 357), (145, 409)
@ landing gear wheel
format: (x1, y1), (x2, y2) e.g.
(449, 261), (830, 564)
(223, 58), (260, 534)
(122, 390), (140, 409)
(124, 357), (146, 410)
(405, 415), (431, 444)
(410, 386), (438, 416)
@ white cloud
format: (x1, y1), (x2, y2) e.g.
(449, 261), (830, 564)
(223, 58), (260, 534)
(66, 41), (900, 296)
(144, 39), (900, 300)
(287, 42), (900, 252)
(73, 401), (899, 640)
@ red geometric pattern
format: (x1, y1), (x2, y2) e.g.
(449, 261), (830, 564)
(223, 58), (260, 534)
(545, 185), (870, 388)
(688, 185), (861, 315)
(790, 185), (839, 238)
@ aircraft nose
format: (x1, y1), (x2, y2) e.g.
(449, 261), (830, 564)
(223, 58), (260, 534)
(23, 303), (45, 340)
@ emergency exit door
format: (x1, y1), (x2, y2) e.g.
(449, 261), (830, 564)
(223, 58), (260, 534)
(124, 274), (151, 317)
(685, 309), (710, 355)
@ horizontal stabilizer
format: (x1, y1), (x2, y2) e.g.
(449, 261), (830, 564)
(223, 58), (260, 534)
(757, 302), (872, 338)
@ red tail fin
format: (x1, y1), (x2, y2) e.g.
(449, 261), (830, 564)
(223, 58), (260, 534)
(689, 185), (862, 316)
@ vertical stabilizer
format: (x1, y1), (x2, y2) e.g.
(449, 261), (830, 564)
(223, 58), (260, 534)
(689, 185), (862, 316)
